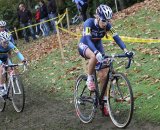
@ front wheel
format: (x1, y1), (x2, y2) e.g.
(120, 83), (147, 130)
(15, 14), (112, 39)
(74, 74), (96, 123)
(11, 75), (25, 112)
(107, 73), (134, 128)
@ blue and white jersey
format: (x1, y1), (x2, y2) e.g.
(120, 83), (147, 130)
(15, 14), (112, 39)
(0, 41), (24, 64)
(4, 29), (16, 45)
(79, 18), (126, 53)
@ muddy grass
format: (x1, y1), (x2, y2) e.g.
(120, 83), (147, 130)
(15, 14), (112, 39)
(0, 85), (160, 130)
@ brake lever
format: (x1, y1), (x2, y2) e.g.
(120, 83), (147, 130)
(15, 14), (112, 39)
(125, 58), (132, 69)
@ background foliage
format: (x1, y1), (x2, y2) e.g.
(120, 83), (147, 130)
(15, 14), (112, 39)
(0, 0), (144, 29)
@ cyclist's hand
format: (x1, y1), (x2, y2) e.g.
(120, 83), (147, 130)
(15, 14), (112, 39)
(22, 59), (27, 65)
(95, 52), (103, 62)
(125, 50), (134, 58)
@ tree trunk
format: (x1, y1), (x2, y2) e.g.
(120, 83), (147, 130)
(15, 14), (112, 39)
(117, 0), (125, 10)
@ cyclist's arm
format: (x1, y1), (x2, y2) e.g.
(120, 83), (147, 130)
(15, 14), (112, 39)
(0, 60), (3, 65)
(8, 42), (25, 61)
(83, 26), (97, 53)
(106, 23), (126, 50)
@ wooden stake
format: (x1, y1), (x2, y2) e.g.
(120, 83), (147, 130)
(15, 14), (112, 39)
(14, 27), (19, 41)
(55, 21), (64, 62)
(58, 13), (63, 28)
(115, 0), (118, 12)
(66, 8), (70, 31)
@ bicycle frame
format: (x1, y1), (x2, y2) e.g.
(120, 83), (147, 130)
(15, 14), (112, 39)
(93, 53), (132, 108)
(3, 63), (26, 99)
(93, 62), (112, 108)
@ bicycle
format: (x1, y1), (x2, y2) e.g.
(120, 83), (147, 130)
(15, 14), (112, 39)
(71, 13), (82, 25)
(0, 63), (27, 112)
(74, 53), (134, 128)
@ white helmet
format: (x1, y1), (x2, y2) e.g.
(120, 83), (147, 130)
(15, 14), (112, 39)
(0, 31), (11, 42)
(96, 4), (113, 20)
(0, 20), (7, 27)
(35, 5), (40, 10)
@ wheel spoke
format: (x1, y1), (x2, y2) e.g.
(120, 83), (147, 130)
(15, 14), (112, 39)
(74, 75), (95, 123)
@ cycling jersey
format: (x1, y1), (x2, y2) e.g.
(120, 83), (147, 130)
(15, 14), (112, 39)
(0, 41), (24, 64)
(78, 18), (126, 58)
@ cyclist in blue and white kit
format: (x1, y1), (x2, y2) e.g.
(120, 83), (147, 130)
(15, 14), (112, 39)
(0, 31), (26, 97)
(0, 20), (16, 45)
(78, 4), (133, 115)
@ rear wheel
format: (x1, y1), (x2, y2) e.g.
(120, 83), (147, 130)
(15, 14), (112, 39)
(74, 74), (96, 123)
(107, 73), (134, 128)
(11, 75), (25, 112)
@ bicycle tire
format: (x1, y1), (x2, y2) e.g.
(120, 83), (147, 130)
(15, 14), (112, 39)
(11, 75), (25, 112)
(0, 97), (6, 112)
(107, 73), (134, 128)
(74, 74), (96, 123)
(0, 73), (8, 112)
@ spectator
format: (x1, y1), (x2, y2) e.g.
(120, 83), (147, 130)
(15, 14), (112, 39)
(47, 0), (57, 34)
(0, 20), (16, 45)
(17, 3), (36, 43)
(72, 0), (88, 22)
(35, 5), (44, 37)
(39, 0), (50, 36)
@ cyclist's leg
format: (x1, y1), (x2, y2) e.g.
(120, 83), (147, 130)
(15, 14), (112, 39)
(98, 68), (109, 92)
(78, 43), (97, 91)
(0, 56), (8, 96)
(98, 68), (109, 116)
(95, 40), (108, 92)
(0, 64), (3, 85)
(96, 41), (109, 115)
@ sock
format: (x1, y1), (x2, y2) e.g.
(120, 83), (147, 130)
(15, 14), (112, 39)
(103, 96), (107, 101)
(87, 75), (94, 81)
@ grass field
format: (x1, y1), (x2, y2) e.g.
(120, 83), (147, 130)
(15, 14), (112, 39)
(18, 4), (160, 124)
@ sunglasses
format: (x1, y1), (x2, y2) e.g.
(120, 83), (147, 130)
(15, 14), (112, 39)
(100, 19), (109, 24)
(0, 26), (5, 28)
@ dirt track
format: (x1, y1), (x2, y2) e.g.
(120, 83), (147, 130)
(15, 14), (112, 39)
(0, 85), (160, 130)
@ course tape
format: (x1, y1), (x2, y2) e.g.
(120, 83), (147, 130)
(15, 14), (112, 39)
(10, 8), (160, 44)
(10, 12), (66, 34)
(58, 26), (81, 37)
(57, 11), (67, 25)
(102, 35), (160, 43)
(58, 26), (160, 43)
